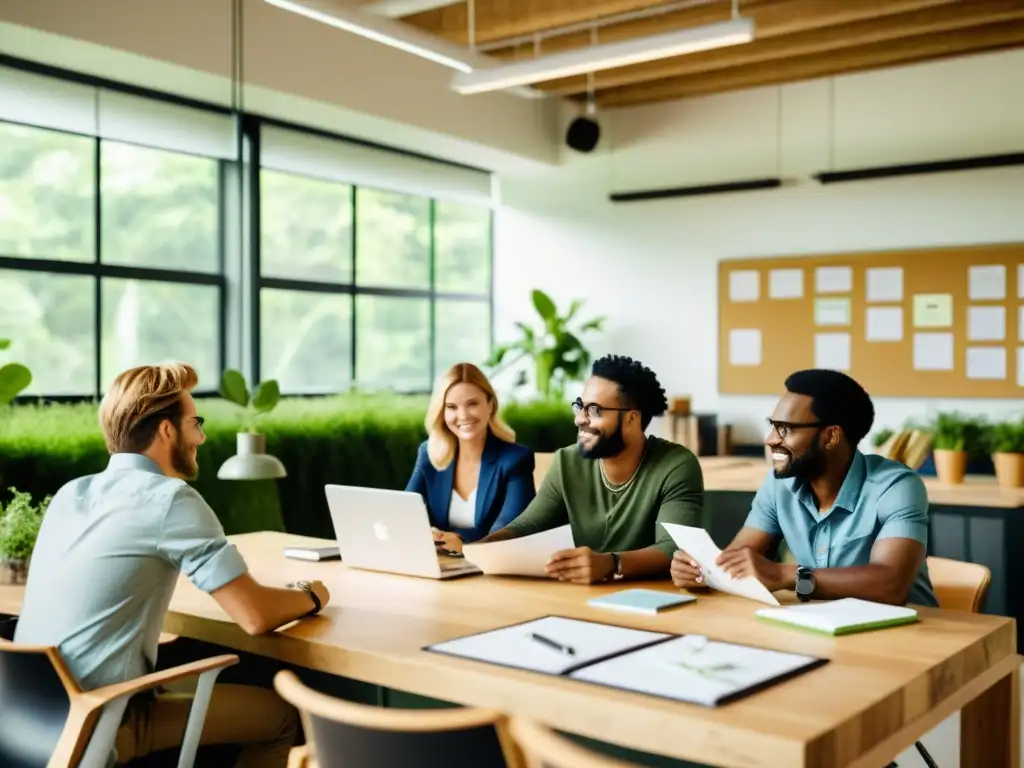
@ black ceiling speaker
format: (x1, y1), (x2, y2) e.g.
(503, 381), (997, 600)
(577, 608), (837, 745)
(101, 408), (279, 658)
(566, 115), (600, 153)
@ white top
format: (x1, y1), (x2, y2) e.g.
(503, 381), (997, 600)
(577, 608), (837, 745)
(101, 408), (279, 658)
(448, 487), (478, 529)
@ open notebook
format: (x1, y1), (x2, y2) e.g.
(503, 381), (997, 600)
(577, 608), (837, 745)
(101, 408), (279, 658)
(424, 616), (827, 707)
(755, 598), (919, 636)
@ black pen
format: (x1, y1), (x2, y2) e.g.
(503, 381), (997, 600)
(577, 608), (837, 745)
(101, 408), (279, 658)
(530, 632), (576, 656)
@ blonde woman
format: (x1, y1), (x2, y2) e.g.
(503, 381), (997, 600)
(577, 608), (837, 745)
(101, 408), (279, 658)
(405, 362), (536, 543)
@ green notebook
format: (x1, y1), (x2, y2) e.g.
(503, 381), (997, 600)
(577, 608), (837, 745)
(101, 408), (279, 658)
(754, 598), (919, 636)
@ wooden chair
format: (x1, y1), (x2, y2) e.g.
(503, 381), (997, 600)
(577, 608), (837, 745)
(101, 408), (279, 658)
(0, 638), (238, 768)
(927, 556), (991, 613)
(509, 718), (642, 768)
(534, 452), (554, 490)
(274, 670), (524, 768)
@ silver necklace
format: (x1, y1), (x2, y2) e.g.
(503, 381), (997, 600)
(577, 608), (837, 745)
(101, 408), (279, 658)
(600, 440), (649, 493)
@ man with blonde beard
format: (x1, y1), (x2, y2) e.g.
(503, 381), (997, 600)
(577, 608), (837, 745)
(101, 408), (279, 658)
(15, 363), (329, 767)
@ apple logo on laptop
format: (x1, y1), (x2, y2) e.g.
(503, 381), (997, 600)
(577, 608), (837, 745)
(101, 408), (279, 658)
(373, 521), (390, 541)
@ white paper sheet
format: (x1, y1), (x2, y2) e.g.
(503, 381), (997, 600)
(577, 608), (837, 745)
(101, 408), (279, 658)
(969, 264), (1006, 300)
(570, 635), (820, 707)
(865, 267), (903, 302)
(1019, 306), (1024, 342)
(729, 270), (759, 302)
(913, 332), (954, 371)
(729, 328), (761, 366)
(967, 306), (1005, 341)
(966, 347), (1006, 380)
(426, 616), (669, 676)
(814, 298), (850, 326)
(814, 332), (851, 371)
(660, 523), (780, 606)
(815, 266), (852, 294)
(462, 525), (575, 577)
(769, 268), (803, 299)
(866, 306), (902, 341)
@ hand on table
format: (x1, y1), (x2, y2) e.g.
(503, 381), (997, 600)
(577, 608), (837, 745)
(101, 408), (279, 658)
(670, 550), (707, 590)
(545, 546), (614, 584)
(715, 546), (786, 591)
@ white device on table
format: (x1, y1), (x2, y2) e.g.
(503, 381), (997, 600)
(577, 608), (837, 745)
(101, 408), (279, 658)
(323, 484), (481, 580)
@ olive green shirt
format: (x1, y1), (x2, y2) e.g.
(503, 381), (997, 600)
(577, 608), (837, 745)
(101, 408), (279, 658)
(502, 436), (705, 556)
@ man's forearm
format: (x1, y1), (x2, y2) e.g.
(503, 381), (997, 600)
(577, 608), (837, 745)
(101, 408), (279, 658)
(619, 546), (672, 579)
(785, 564), (909, 605)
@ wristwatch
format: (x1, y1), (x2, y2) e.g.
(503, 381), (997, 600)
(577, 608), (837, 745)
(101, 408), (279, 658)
(609, 552), (624, 581)
(292, 580), (322, 617)
(795, 566), (815, 602)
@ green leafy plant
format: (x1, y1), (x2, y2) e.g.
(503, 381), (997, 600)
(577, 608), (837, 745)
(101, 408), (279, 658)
(486, 289), (605, 401)
(928, 412), (987, 456)
(985, 419), (1024, 454)
(871, 428), (894, 448)
(218, 369), (281, 432)
(0, 339), (32, 406)
(0, 487), (51, 562)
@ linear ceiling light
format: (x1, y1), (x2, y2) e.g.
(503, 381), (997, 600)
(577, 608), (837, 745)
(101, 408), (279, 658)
(264, 0), (475, 73)
(449, 17), (755, 95)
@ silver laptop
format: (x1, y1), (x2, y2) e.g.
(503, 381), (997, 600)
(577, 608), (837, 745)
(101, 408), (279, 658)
(324, 484), (481, 580)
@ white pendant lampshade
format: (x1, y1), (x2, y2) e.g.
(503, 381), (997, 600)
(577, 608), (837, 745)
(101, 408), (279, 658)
(218, 433), (287, 480)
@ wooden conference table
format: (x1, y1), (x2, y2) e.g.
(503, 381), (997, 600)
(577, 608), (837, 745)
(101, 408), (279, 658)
(1, 531), (1019, 768)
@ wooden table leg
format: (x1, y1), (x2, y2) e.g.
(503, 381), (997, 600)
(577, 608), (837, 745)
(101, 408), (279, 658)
(961, 665), (1020, 766)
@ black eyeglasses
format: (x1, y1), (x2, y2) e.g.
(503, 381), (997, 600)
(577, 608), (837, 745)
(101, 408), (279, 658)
(572, 398), (634, 420)
(766, 417), (822, 439)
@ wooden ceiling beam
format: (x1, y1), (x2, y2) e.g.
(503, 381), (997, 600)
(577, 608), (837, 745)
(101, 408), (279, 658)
(590, 20), (1024, 108)
(539, 0), (1024, 96)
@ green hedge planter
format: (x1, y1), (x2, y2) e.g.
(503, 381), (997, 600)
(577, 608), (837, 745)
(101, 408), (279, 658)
(0, 394), (577, 537)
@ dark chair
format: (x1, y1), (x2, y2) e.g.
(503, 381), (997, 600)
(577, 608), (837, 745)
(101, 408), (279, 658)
(0, 637), (238, 768)
(274, 670), (523, 768)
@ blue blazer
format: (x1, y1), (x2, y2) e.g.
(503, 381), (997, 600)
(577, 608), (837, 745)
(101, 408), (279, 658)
(405, 431), (536, 542)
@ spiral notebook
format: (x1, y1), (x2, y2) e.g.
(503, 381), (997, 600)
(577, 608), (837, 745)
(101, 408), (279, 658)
(424, 616), (827, 707)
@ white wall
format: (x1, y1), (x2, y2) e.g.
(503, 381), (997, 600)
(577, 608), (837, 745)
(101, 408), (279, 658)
(494, 49), (1024, 445)
(0, 0), (560, 172)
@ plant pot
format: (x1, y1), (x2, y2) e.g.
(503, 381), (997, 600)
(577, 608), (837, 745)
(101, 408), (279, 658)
(933, 449), (967, 485)
(0, 559), (29, 586)
(993, 452), (1024, 488)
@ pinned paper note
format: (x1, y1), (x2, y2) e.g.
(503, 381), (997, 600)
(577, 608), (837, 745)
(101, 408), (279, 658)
(969, 264), (1006, 300)
(1019, 347), (1024, 387)
(729, 270), (759, 302)
(866, 307), (902, 342)
(966, 347), (1006, 380)
(913, 333), (954, 371)
(967, 306), (1005, 341)
(729, 329), (761, 366)
(1019, 264), (1024, 299)
(865, 267), (903, 302)
(815, 266), (852, 294)
(1019, 306), (1024, 342)
(814, 298), (851, 326)
(815, 333), (851, 371)
(769, 268), (803, 299)
(913, 294), (953, 328)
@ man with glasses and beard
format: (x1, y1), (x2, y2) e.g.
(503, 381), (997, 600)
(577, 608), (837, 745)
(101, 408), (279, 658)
(468, 354), (706, 584)
(671, 368), (937, 607)
(15, 363), (330, 767)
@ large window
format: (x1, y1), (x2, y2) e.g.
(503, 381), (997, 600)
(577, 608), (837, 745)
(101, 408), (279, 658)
(0, 63), (494, 400)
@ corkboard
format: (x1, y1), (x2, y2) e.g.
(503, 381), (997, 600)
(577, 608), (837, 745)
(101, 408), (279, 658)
(718, 243), (1024, 397)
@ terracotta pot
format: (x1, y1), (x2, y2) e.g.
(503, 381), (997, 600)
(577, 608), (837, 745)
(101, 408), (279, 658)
(993, 452), (1024, 488)
(933, 449), (967, 485)
(0, 559), (28, 586)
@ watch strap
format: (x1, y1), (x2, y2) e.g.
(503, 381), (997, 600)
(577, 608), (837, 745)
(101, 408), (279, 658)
(610, 552), (624, 581)
(292, 580), (321, 616)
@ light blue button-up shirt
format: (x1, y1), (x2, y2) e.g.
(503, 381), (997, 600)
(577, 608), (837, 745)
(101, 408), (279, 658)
(744, 450), (938, 607)
(15, 453), (248, 691)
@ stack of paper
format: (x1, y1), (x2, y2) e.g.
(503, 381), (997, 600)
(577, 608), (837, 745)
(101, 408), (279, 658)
(754, 598), (918, 636)
(462, 525), (574, 577)
(660, 524), (780, 606)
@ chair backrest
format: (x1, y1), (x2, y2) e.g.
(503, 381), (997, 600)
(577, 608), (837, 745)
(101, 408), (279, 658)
(0, 644), (76, 768)
(275, 670), (523, 768)
(927, 556), (991, 613)
(509, 718), (641, 768)
(534, 452), (555, 490)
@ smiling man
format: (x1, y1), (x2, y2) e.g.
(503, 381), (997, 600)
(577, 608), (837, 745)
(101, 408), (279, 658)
(671, 368), (937, 607)
(473, 354), (706, 584)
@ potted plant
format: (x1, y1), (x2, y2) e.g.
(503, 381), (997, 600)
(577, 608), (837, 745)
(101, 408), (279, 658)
(870, 427), (894, 454)
(986, 418), (1024, 489)
(929, 412), (986, 485)
(217, 369), (286, 480)
(0, 488), (51, 585)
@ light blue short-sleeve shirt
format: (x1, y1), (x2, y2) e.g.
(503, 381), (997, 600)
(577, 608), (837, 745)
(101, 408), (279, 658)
(744, 450), (938, 607)
(14, 453), (248, 691)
